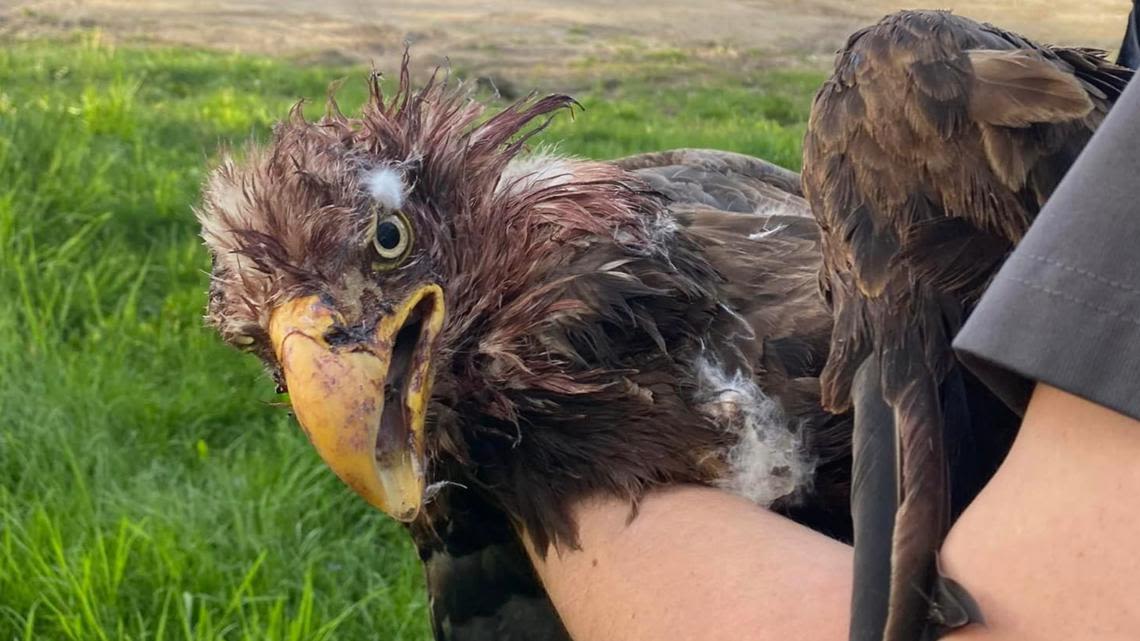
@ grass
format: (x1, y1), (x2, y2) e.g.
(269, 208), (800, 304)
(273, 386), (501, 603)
(0, 33), (822, 640)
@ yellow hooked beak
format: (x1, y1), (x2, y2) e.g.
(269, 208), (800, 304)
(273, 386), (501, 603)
(268, 284), (445, 521)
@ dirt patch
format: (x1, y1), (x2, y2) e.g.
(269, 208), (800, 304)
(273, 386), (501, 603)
(1, 0), (1131, 87)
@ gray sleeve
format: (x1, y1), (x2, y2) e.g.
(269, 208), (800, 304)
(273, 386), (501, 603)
(953, 77), (1140, 420)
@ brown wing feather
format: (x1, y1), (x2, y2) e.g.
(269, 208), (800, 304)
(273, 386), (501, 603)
(616, 148), (807, 211)
(803, 9), (1131, 641)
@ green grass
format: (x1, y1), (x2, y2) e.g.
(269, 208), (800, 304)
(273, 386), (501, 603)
(548, 68), (820, 167)
(0, 33), (822, 640)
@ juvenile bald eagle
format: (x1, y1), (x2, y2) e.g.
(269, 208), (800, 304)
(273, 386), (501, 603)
(802, 10), (1132, 641)
(198, 63), (852, 639)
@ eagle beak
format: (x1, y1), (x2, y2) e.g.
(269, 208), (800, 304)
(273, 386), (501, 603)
(267, 284), (445, 522)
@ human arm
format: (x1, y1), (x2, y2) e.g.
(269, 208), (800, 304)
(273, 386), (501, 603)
(940, 385), (1140, 640)
(527, 485), (852, 641)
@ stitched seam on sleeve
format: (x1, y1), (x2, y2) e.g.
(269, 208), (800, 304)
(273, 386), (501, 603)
(1021, 252), (1140, 297)
(1006, 276), (1140, 328)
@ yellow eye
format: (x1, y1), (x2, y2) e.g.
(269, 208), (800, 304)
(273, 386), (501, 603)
(372, 211), (412, 267)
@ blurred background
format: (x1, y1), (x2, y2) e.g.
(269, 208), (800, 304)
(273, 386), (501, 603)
(0, 2), (1130, 640)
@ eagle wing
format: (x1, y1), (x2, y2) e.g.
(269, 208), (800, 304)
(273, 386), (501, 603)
(616, 147), (807, 214)
(802, 10), (1131, 641)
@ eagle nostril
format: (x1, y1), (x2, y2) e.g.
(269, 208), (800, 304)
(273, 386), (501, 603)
(323, 326), (355, 347)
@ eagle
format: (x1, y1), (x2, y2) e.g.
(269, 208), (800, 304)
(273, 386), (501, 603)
(197, 62), (854, 639)
(802, 10), (1132, 641)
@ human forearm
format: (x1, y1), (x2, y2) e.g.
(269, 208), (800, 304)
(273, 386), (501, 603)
(941, 384), (1140, 640)
(528, 485), (852, 641)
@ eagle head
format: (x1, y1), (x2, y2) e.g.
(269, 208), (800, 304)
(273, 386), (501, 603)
(196, 65), (682, 536)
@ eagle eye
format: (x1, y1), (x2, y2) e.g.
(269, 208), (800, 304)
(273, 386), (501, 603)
(372, 211), (412, 268)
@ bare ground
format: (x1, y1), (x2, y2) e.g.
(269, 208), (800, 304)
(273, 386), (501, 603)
(0, 0), (1131, 87)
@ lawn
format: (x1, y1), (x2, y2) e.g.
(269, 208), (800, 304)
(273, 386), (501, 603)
(0, 34), (822, 640)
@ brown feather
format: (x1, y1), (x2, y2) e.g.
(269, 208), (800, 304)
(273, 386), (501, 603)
(967, 49), (1094, 127)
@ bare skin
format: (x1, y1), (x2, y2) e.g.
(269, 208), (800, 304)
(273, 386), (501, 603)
(941, 384), (1140, 641)
(532, 384), (1140, 641)
(527, 485), (852, 641)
